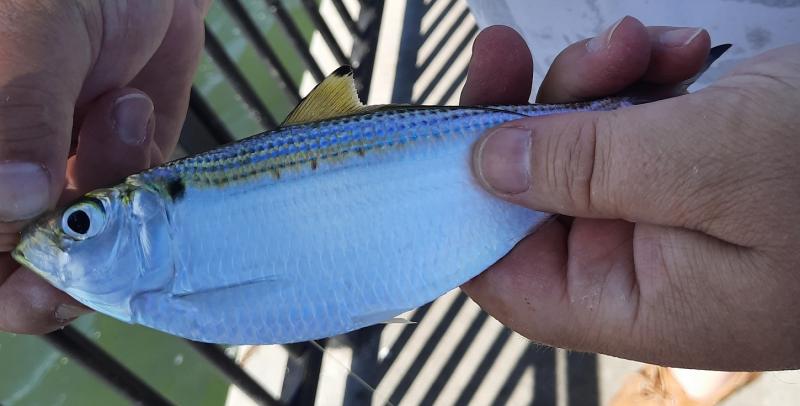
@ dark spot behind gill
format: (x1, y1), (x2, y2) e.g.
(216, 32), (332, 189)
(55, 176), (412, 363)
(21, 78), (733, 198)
(166, 178), (186, 201)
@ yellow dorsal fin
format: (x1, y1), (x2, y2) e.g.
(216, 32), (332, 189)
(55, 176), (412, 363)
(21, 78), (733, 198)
(282, 66), (371, 126)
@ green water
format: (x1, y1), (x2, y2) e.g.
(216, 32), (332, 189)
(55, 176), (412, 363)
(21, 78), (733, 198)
(0, 1), (317, 404)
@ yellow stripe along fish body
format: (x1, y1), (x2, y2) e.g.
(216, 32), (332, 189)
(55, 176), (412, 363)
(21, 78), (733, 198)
(11, 56), (718, 344)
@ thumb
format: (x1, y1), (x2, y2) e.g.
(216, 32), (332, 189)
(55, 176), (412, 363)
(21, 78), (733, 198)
(0, 5), (93, 228)
(472, 89), (742, 235)
(68, 89), (155, 196)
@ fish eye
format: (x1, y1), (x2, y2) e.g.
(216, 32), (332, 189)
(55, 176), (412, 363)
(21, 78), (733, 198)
(61, 200), (106, 240)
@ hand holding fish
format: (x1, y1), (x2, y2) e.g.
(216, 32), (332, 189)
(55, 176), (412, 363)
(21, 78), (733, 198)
(3, 5), (795, 371)
(0, 0), (209, 334)
(463, 18), (800, 370)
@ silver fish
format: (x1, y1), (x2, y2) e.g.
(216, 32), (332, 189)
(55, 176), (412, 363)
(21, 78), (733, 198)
(12, 46), (729, 344)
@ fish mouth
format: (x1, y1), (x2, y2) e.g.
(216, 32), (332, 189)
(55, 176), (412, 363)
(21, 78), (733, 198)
(11, 241), (45, 276)
(10, 246), (29, 267)
(11, 228), (61, 284)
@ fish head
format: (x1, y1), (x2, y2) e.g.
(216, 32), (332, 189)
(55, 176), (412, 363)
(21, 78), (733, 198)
(12, 186), (144, 320)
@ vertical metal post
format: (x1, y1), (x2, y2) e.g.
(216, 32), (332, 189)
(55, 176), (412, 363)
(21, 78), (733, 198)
(220, 0), (302, 104)
(264, 0), (326, 81)
(189, 87), (237, 145)
(204, 27), (279, 128)
(299, 0), (352, 66)
(187, 341), (281, 406)
(350, 0), (385, 100)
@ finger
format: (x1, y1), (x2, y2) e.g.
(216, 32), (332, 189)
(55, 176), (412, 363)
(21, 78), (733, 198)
(66, 88), (155, 200)
(643, 26), (711, 84)
(472, 88), (753, 245)
(0, 265), (89, 334)
(536, 16), (651, 103)
(0, 1), (172, 236)
(0, 88), (156, 334)
(0, 5), (94, 231)
(0, 234), (18, 253)
(460, 25), (533, 106)
(73, 1), (173, 107)
(463, 219), (568, 325)
(466, 218), (778, 369)
(129, 0), (209, 157)
(537, 17), (712, 103)
(0, 253), (15, 284)
(464, 219), (638, 353)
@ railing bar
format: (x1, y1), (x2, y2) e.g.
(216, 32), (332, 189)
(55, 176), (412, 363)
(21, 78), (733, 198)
(220, 0), (301, 104)
(187, 341), (282, 406)
(418, 6), (470, 74)
(299, 0), (351, 66)
(330, 0), (362, 38)
(342, 326), (382, 405)
(264, 0), (326, 82)
(286, 340), (325, 406)
(204, 27), (279, 129)
(43, 326), (174, 406)
(189, 87), (237, 145)
(391, 0), (425, 103)
(350, 0), (385, 100)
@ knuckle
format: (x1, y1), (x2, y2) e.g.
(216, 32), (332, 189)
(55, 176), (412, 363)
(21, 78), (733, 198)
(0, 84), (67, 148)
(542, 114), (606, 214)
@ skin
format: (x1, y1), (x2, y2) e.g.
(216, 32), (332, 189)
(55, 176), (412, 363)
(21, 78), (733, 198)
(0, 0), (210, 333)
(462, 17), (800, 371)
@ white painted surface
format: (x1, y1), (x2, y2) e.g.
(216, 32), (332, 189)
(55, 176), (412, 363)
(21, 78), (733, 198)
(468, 0), (800, 93)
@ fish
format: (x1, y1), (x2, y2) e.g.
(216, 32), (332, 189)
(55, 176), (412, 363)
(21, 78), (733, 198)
(12, 45), (731, 344)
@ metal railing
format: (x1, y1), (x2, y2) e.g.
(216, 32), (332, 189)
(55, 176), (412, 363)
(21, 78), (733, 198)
(33, 1), (602, 405)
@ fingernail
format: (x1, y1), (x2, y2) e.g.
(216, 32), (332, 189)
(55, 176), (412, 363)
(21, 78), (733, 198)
(0, 162), (50, 222)
(113, 93), (154, 146)
(587, 16), (628, 53)
(659, 28), (704, 48)
(474, 127), (532, 195)
(55, 304), (90, 322)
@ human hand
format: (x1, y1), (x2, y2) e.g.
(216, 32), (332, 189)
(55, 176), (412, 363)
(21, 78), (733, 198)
(462, 17), (800, 371)
(0, 0), (209, 333)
